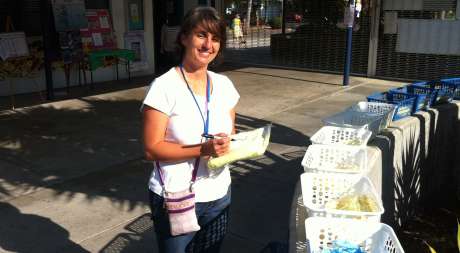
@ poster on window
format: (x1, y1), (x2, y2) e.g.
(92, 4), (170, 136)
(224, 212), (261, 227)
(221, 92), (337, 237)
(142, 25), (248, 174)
(127, 0), (144, 31)
(51, 0), (87, 31)
(124, 31), (148, 71)
(80, 9), (116, 52)
(85, 9), (113, 32)
(80, 29), (115, 52)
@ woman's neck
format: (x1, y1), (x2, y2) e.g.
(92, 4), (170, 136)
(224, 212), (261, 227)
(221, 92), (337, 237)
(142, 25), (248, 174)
(181, 60), (208, 82)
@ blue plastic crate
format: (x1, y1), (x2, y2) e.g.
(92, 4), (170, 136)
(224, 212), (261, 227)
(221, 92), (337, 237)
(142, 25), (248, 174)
(440, 77), (460, 100)
(367, 92), (416, 121)
(390, 85), (431, 112)
(413, 80), (455, 105)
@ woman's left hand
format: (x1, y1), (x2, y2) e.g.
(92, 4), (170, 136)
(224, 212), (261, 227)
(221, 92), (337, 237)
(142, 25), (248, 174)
(201, 133), (231, 157)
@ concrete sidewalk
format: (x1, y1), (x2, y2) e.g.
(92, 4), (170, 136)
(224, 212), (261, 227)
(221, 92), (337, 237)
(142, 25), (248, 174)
(0, 66), (401, 252)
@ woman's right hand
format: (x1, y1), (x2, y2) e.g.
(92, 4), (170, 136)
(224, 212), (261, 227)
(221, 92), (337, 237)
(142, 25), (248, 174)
(201, 133), (230, 157)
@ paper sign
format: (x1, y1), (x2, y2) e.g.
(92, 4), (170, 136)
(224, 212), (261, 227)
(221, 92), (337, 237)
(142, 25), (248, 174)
(0, 32), (29, 60)
(92, 33), (103, 46)
(384, 11), (398, 34)
(99, 16), (110, 29)
(124, 31), (149, 71)
(344, 5), (355, 28)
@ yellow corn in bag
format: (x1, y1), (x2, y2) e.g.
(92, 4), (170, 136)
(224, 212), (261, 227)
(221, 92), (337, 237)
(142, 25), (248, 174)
(207, 124), (271, 170)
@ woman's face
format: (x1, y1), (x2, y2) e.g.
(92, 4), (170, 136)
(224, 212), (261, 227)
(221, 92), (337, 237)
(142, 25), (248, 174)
(181, 27), (221, 68)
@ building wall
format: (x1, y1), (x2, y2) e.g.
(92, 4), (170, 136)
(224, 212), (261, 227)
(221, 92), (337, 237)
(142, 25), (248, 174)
(376, 0), (460, 80)
(184, 0), (198, 14)
(0, 0), (155, 96)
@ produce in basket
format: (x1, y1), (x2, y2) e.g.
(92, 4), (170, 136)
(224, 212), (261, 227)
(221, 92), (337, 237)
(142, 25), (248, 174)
(326, 194), (379, 212)
(207, 124), (271, 170)
(335, 162), (359, 172)
(343, 138), (362, 146)
(357, 195), (379, 212)
(322, 240), (365, 253)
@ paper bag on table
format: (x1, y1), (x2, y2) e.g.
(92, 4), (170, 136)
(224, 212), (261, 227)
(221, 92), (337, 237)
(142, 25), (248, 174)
(207, 124), (272, 170)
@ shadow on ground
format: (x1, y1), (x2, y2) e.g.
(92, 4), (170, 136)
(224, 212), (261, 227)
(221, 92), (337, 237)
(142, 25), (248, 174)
(98, 114), (307, 253)
(0, 75), (153, 110)
(0, 97), (145, 205)
(0, 94), (308, 252)
(0, 202), (90, 253)
(371, 102), (460, 252)
(99, 214), (156, 253)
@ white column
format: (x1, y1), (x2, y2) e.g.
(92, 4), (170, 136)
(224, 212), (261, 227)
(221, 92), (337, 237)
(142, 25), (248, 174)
(144, 0), (155, 74)
(367, 0), (382, 77)
(110, 1), (126, 49)
(457, 0), (460, 19)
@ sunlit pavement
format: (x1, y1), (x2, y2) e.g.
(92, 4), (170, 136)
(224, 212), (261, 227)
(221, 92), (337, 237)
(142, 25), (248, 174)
(0, 65), (401, 252)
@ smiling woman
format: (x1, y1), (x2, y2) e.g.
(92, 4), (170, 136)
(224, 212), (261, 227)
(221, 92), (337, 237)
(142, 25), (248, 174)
(141, 6), (239, 253)
(176, 7), (226, 67)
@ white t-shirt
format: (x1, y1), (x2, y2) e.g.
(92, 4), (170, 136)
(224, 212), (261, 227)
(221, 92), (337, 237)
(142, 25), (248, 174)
(142, 67), (240, 202)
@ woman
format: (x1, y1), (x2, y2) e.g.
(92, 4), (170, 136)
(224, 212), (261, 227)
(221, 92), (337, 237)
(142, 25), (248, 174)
(142, 7), (239, 253)
(232, 14), (244, 44)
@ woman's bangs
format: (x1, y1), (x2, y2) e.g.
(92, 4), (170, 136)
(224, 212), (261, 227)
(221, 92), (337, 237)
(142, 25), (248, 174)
(197, 19), (222, 40)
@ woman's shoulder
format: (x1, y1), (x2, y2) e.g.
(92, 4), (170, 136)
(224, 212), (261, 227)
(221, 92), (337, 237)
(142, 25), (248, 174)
(208, 70), (233, 85)
(209, 71), (239, 99)
(151, 67), (180, 87)
(157, 67), (179, 81)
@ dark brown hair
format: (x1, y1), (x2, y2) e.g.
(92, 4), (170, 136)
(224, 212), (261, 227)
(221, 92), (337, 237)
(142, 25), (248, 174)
(176, 6), (227, 62)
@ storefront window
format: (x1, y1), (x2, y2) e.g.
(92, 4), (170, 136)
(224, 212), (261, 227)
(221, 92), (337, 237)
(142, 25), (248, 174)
(127, 0), (144, 31)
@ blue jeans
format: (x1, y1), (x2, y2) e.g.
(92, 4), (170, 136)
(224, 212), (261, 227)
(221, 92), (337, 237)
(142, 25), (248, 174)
(149, 188), (231, 253)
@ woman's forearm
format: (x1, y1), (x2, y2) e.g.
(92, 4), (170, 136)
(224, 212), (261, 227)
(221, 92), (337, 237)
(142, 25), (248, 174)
(142, 107), (233, 162)
(144, 141), (204, 162)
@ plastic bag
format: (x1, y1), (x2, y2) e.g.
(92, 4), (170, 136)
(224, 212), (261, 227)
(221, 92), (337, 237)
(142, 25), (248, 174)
(323, 240), (364, 253)
(207, 124), (272, 170)
(326, 194), (379, 212)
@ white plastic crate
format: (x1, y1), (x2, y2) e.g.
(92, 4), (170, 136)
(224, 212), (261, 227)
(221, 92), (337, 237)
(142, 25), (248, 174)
(351, 102), (396, 131)
(305, 217), (404, 253)
(323, 102), (396, 138)
(302, 144), (367, 174)
(310, 126), (372, 148)
(300, 173), (384, 222)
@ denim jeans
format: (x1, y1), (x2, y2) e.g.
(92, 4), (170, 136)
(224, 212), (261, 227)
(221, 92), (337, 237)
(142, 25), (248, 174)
(149, 188), (231, 253)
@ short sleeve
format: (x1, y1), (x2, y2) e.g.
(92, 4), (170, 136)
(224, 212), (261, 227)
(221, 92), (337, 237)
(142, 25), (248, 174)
(224, 76), (240, 109)
(141, 79), (174, 116)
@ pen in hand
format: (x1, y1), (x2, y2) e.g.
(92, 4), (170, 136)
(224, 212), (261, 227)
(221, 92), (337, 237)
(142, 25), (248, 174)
(202, 134), (237, 141)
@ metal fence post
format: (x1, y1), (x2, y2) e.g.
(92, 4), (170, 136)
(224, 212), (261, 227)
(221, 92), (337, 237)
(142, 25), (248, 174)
(343, 0), (355, 86)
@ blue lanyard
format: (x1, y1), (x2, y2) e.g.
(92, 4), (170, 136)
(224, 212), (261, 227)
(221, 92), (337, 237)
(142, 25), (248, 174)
(179, 65), (210, 135)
